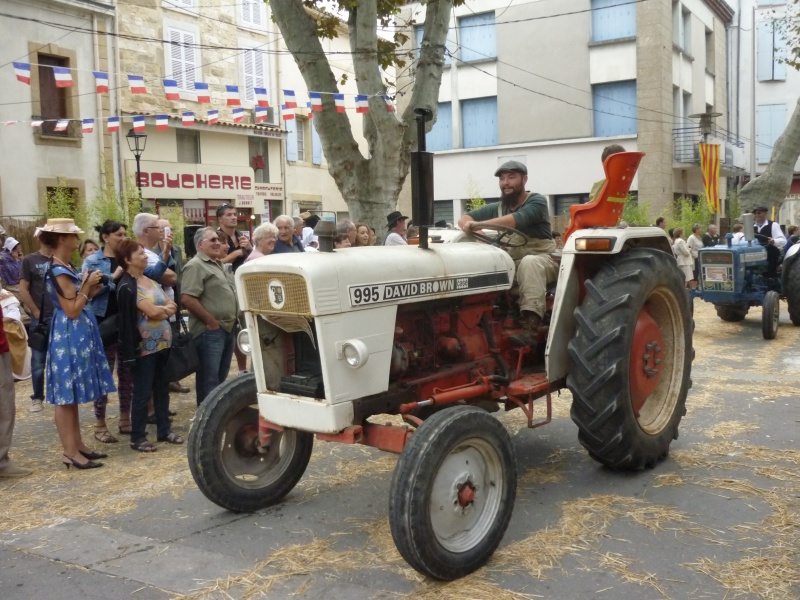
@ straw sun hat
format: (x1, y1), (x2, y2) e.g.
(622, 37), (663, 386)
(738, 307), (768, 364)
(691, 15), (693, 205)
(38, 218), (84, 235)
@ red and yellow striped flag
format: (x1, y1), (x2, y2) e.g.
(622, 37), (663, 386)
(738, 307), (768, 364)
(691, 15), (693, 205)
(698, 143), (720, 213)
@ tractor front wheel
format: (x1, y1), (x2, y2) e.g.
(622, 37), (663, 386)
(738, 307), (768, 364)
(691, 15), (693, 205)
(568, 249), (693, 471)
(714, 303), (749, 322)
(188, 374), (313, 512)
(762, 290), (780, 339)
(389, 407), (516, 580)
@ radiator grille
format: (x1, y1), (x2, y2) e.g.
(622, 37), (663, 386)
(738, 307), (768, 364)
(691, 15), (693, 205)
(242, 273), (311, 316)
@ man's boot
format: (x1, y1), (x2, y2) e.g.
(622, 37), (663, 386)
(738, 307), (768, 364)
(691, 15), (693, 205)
(509, 311), (542, 348)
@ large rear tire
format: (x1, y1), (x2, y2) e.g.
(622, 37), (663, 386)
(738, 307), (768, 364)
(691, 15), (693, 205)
(785, 258), (800, 326)
(762, 291), (780, 340)
(188, 374), (313, 512)
(567, 249), (692, 471)
(388, 407), (516, 581)
(714, 303), (749, 322)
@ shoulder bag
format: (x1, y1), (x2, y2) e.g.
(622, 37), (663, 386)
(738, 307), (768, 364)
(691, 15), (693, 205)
(165, 316), (199, 381)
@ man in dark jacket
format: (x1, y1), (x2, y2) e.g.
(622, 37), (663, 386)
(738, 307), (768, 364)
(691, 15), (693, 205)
(273, 214), (305, 254)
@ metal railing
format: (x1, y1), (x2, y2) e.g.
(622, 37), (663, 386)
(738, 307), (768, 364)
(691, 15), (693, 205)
(673, 126), (743, 163)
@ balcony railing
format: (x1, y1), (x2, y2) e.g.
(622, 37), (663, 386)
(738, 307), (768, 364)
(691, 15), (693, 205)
(673, 125), (743, 164)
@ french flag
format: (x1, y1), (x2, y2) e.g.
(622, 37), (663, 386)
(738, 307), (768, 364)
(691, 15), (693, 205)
(283, 90), (297, 109)
(255, 107), (267, 123)
(128, 75), (147, 94)
(54, 119), (70, 132)
(3, 121), (18, 126)
(13, 62), (31, 85)
(156, 114), (169, 130)
(309, 92), (323, 112)
(207, 109), (219, 125)
(132, 115), (146, 132)
(182, 112), (195, 126)
(334, 94), (345, 113)
(94, 71), (109, 93)
(306, 102), (313, 119)
(163, 79), (179, 101)
(254, 88), (269, 108)
(53, 67), (74, 88)
(82, 119), (94, 134)
(384, 95), (395, 112)
(30, 119), (43, 127)
(355, 95), (369, 114)
(225, 85), (241, 106)
(232, 107), (244, 123)
(194, 82), (210, 103)
(107, 117), (120, 132)
(281, 104), (295, 121)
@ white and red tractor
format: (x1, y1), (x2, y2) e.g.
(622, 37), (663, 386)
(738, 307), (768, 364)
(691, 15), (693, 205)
(187, 122), (693, 581)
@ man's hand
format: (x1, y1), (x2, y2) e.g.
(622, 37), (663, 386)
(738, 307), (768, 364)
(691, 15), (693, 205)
(768, 237), (775, 245)
(458, 215), (476, 233)
(239, 234), (252, 252)
(162, 234), (173, 262)
(207, 318), (221, 331)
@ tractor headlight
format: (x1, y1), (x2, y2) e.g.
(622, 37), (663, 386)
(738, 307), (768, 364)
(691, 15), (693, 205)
(575, 237), (615, 251)
(342, 339), (369, 369)
(237, 328), (252, 355)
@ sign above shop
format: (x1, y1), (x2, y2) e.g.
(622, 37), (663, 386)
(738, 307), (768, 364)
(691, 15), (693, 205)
(254, 183), (285, 200)
(125, 160), (257, 200)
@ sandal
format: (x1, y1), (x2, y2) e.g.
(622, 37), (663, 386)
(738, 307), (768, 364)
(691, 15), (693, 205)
(157, 432), (184, 445)
(94, 428), (118, 444)
(118, 418), (132, 435)
(130, 440), (157, 453)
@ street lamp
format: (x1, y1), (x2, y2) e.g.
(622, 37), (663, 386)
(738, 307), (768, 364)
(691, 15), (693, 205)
(688, 111), (723, 143)
(126, 128), (148, 197)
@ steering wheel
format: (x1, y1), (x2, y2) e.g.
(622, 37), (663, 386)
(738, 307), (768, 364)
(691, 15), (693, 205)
(467, 223), (529, 248)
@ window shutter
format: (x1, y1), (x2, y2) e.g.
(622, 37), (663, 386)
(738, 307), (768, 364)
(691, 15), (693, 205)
(243, 49), (255, 101)
(286, 118), (298, 162)
(426, 102), (452, 151)
(774, 25), (787, 80)
(757, 21), (775, 81)
(592, 81), (637, 137)
(756, 104), (785, 163)
(311, 120), (322, 165)
(168, 28), (197, 90)
(182, 30), (196, 89)
(241, 0), (252, 25)
(459, 13), (496, 61)
(461, 97), (498, 148)
(591, 0), (636, 42)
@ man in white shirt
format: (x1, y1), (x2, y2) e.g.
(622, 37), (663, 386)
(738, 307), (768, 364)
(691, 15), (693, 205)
(384, 211), (409, 246)
(752, 205), (786, 276)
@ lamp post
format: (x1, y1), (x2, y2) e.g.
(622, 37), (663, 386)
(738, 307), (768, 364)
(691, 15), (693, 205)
(126, 128), (148, 198)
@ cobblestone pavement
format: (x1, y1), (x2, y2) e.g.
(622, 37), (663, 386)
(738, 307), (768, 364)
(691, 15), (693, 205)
(1, 300), (798, 600)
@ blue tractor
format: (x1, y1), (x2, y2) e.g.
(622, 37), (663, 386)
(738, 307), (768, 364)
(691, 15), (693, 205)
(696, 217), (800, 339)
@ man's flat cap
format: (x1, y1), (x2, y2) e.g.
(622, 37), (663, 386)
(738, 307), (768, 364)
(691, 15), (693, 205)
(494, 160), (527, 177)
(752, 205), (769, 212)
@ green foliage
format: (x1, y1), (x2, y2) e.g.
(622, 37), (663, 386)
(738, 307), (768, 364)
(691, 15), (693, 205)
(672, 196), (714, 237)
(159, 206), (186, 249)
(620, 194), (652, 226)
(727, 189), (741, 222)
(88, 176), (141, 231)
(45, 178), (88, 230)
(464, 177), (485, 212)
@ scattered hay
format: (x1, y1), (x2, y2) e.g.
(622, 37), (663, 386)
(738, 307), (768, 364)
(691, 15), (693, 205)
(705, 421), (760, 440)
(686, 554), (800, 600)
(652, 473), (685, 487)
(597, 552), (669, 598)
(408, 573), (543, 600)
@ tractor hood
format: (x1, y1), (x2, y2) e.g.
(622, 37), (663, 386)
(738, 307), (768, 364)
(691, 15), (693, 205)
(235, 243), (515, 317)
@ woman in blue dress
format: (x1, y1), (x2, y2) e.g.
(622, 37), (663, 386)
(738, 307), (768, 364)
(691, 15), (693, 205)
(40, 219), (116, 470)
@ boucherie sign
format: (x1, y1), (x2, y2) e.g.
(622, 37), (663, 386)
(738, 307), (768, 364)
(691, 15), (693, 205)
(125, 160), (255, 204)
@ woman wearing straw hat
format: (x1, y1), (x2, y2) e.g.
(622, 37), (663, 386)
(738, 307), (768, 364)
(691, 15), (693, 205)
(39, 219), (115, 470)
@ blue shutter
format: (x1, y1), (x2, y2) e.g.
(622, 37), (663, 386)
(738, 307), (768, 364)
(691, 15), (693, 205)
(459, 13), (496, 61)
(592, 80), (637, 137)
(311, 120), (322, 165)
(415, 26), (424, 59)
(757, 104), (786, 163)
(774, 25), (787, 80)
(461, 97), (498, 148)
(286, 118), (297, 162)
(757, 21), (775, 81)
(427, 102), (452, 151)
(591, 0), (636, 42)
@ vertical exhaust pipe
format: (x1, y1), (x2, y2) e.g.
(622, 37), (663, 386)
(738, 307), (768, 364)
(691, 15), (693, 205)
(411, 108), (434, 250)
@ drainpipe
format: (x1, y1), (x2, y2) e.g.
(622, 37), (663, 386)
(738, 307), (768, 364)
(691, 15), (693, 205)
(750, 4), (756, 181)
(92, 14), (105, 185)
(114, 0), (125, 198)
(274, 18), (287, 215)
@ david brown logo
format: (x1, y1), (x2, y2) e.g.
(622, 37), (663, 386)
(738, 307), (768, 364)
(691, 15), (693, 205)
(268, 279), (285, 309)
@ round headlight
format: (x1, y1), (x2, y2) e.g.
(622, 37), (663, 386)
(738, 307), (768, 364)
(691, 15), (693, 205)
(237, 328), (252, 355)
(342, 340), (368, 369)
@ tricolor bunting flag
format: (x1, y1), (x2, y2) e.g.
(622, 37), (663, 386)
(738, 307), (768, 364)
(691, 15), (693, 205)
(334, 94), (345, 113)
(13, 62), (31, 84)
(309, 92), (323, 112)
(254, 106), (268, 123)
(355, 95), (369, 114)
(283, 90), (297, 109)
(384, 96), (395, 112)
(306, 102), (313, 119)
(194, 82), (210, 103)
(698, 143), (720, 214)
(156, 114), (169, 130)
(225, 85), (241, 106)
(132, 115), (146, 132)
(182, 112), (195, 126)
(128, 75), (147, 94)
(281, 104), (295, 121)
(207, 110), (219, 125)
(255, 88), (270, 108)
(94, 72), (109, 93)
(232, 107), (244, 123)
(54, 119), (69, 132)
(3, 121), (18, 126)
(82, 119), (94, 134)
(53, 67), (73, 88)
(163, 79), (180, 101)
(107, 117), (120, 132)
(30, 119), (43, 127)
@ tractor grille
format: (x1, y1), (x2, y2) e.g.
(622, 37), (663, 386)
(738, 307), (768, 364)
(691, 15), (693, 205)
(241, 273), (311, 316)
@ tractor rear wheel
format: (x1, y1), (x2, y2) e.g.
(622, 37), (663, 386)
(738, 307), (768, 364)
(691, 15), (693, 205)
(389, 407), (516, 580)
(714, 303), (749, 322)
(188, 374), (313, 512)
(785, 258), (800, 326)
(567, 249), (692, 471)
(762, 291), (780, 339)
